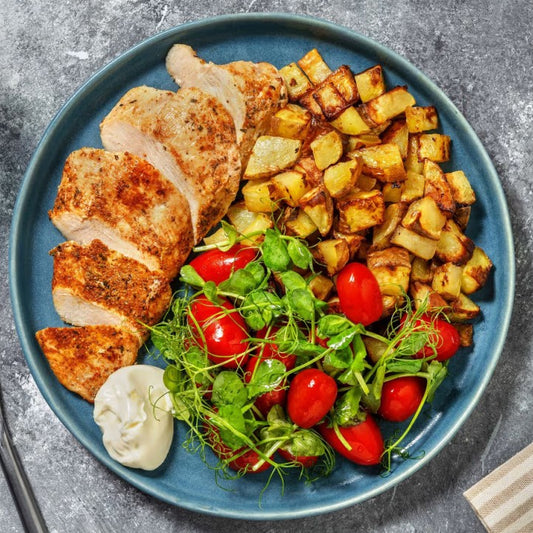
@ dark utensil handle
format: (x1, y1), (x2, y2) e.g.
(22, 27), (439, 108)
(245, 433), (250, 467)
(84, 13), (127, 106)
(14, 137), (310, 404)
(0, 425), (48, 533)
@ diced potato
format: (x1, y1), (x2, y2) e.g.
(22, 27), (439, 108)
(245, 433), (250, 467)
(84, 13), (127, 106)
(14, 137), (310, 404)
(242, 179), (278, 213)
(400, 170), (425, 203)
(359, 86), (416, 126)
(435, 219), (475, 265)
(402, 196), (447, 240)
(313, 82), (348, 120)
(327, 295), (342, 314)
(283, 208), (318, 238)
(363, 336), (389, 363)
(244, 136), (302, 179)
(313, 239), (350, 276)
(448, 292), (481, 322)
(432, 262), (463, 300)
(405, 106), (438, 133)
(323, 158), (362, 198)
(405, 133), (424, 173)
(203, 226), (230, 247)
(418, 133), (451, 162)
(390, 225), (437, 260)
(424, 159), (456, 216)
(367, 247), (411, 296)
(381, 295), (402, 318)
(382, 119), (409, 159)
(455, 322), (474, 347)
(346, 134), (382, 151)
(354, 65), (386, 103)
(409, 281), (449, 312)
(327, 65), (359, 105)
(332, 230), (365, 257)
(226, 202), (273, 243)
(298, 90), (326, 118)
(372, 202), (408, 250)
(337, 189), (385, 233)
(293, 156), (323, 188)
(298, 186), (334, 236)
(279, 63), (312, 100)
(298, 48), (332, 84)
(270, 104), (312, 140)
(445, 170), (476, 205)
(355, 143), (406, 182)
(357, 174), (378, 191)
(382, 182), (403, 203)
(330, 106), (372, 135)
(454, 206), (471, 231)
(461, 246), (493, 294)
(308, 274), (334, 301)
(410, 257), (433, 284)
(310, 130), (343, 170)
(270, 170), (311, 207)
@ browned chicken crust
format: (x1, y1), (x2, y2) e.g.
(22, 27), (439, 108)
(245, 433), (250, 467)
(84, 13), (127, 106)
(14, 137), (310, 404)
(49, 148), (193, 280)
(35, 325), (140, 402)
(51, 240), (172, 338)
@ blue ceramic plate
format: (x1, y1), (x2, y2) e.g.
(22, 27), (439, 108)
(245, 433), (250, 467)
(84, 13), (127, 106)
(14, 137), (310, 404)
(9, 13), (514, 519)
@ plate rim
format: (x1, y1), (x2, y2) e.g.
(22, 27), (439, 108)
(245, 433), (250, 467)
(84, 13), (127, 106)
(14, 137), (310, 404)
(8, 12), (515, 520)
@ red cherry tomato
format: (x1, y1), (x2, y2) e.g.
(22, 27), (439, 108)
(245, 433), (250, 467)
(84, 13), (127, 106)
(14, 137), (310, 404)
(287, 369), (337, 429)
(278, 447), (318, 468)
(256, 327), (297, 371)
(189, 245), (256, 285)
(402, 314), (461, 362)
(378, 376), (426, 422)
(188, 296), (249, 368)
(318, 415), (384, 465)
(336, 262), (383, 326)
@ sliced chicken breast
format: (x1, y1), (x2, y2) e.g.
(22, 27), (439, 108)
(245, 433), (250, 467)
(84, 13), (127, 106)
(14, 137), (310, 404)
(49, 148), (193, 280)
(51, 240), (171, 339)
(35, 325), (140, 402)
(165, 44), (288, 161)
(100, 86), (241, 243)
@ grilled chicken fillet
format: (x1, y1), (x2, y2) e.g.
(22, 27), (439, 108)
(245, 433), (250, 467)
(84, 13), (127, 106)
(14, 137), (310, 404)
(49, 148), (193, 280)
(35, 325), (140, 402)
(51, 240), (171, 339)
(100, 86), (241, 243)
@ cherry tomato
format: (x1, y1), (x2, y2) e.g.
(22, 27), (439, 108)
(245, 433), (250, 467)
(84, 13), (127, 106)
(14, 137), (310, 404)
(278, 447), (318, 468)
(188, 296), (249, 368)
(402, 314), (461, 362)
(287, 369), (337, 429)
(336, 262), (383, 326)
(378, 376), (426, 422)
(189, 245), (256, 285)
(256, 326), (297, 371)
(318, 415), (384, 465)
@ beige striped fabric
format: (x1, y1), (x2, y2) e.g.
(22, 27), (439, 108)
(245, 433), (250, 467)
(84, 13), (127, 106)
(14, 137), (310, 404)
(464, 442), (533, 532)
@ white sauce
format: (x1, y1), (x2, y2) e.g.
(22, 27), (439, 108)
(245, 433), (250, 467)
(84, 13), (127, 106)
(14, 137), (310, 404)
(93, 365), (174, 471)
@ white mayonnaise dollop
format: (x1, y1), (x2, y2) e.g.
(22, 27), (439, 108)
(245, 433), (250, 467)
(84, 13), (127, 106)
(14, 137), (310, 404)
(93, 365), (174, 471)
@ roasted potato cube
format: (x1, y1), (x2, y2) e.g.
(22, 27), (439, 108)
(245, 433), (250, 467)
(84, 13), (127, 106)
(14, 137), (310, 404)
(298, 186), (334, 236)
(372, 202), (408, 250)
(242, 179), (278, 213)
(313, 82), (348, 120)
(405, 133), (424, 173)
(367, 247), (411, 296)
(332, 229), (365, 258)
(244, 136), (302, 179)
(310, 130), (343, 170)
(283, 208), (318, 238)
(382, 119), (409, 159)
(279, 63), (312, 101)
(328, 65), (359, 104)
(313, 239), (350, 276)
(359, 86), (416, 126)
(402, 196), (447, 240)
(293, 156), (323, 188)
(400, 170), (425, 203)
(308, 274), (334, 301)
(357, 174), (378, 191)
(363, 336), (389, 363)
(382, 295), (402, 318)
(203, 226), (230, 247)
(424, 159), (456, 216)
(270, 104), (312, 140)
(226, 202), (273, 244)
(448, 292), (481, 322)
(454, 206), (471, 231)
(354, 65), (386, 103)
(356, 143), (406, 182)
(346, 133), (382, 151)
(418, 133), (451, 162)
(330, 106), (372, 135)
(270, 170), (311, 207)
(405, 106), (438, 133)
(327, 295), (342, 314)
(390, 225), (437, 260)
(337, 189), (385, 233)
(432, 262), (463, 300)
(298, 90), (326, 118)
(454, 322), (474, 347)
(298, 48), (332, 84)
(445, 170), (476, 205)
(409, 281), (449, 312)
(382, 181), (403, 203)
(323, 158), (362, 198)
(461, 246), (493, 294)
(410, 257), (433, 284)
(435, 219), (475, 265)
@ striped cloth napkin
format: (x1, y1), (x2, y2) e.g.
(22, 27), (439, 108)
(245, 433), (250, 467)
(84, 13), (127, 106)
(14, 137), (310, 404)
(464, 442), (533, 532)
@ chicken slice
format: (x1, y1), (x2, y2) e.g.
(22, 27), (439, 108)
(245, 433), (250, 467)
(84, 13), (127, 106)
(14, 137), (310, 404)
(49, 148), (193, 280)
(51, 240), (171, 339)
(100, 86), (241, 243)
(35, 325), (141, 402)
(165, 44), (288, 161)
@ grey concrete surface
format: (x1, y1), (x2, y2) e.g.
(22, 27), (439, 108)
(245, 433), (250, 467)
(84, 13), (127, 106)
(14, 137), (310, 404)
(1, 1), (532, 532)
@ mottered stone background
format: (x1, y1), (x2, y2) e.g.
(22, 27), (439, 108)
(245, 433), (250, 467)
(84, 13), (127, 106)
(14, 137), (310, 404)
(1, 1), (532, 531)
